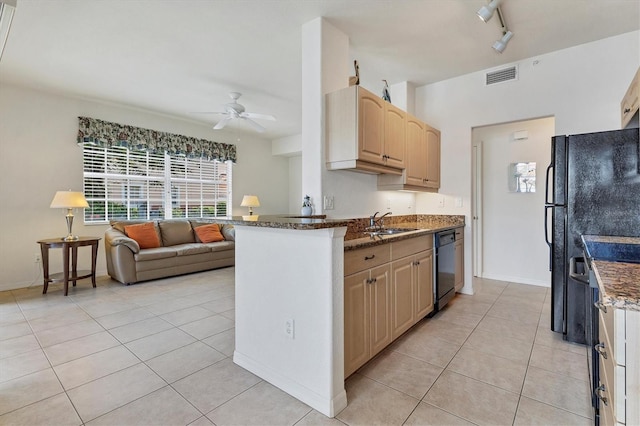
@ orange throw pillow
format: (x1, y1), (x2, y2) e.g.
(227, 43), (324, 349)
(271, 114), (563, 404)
(124, 222), (161, 249)
(194, 224), (225, 243)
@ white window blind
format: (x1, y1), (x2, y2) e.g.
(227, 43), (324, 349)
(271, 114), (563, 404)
(82, 144), (232, 223)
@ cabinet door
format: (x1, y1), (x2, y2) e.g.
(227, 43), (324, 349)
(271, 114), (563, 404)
(369, 264), (392, 357)
(344, 270), (370, 377)
(384, 103), (406, 169)
(358, 90), (385, 165)
(415, 250), (434, 319)
(454, 239), (464, 292)
(425, 125), (441, 188)
(405, 116), (427, 187)
(391, 257), (415, 339)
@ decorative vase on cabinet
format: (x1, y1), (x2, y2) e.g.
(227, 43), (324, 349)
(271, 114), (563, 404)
(301, 195), (313, 216)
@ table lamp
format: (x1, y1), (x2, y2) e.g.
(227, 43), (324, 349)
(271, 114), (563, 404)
(50, 191), (89, 241)
(240, 195), (260, 215)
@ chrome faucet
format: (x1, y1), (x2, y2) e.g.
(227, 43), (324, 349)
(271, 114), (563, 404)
(369, 211), (392, 230)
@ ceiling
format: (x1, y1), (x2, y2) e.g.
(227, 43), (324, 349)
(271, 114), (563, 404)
(1, 0), (638, 139)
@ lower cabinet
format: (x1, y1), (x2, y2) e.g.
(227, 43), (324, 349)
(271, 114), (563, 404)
(344, 235), (434, 378)
(344, 265), (392, 378)
(391, 249), (434, 339)
(596, 303), (640, 426)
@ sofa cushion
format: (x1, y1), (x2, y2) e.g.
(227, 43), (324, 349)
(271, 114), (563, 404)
(175, 243), (212, 256)
(194, 224), (225, 243)
(124, 223), (161, 249)
(158, 220), (195, 246)
(221, 224), (235, 242)
(133, 247), (177, 261)
(204, 241), (235, 252)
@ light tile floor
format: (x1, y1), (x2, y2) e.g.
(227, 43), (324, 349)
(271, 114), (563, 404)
(0, 269), (592, 425)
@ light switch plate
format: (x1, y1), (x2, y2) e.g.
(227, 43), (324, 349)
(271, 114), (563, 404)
(323, 195), (334, 210)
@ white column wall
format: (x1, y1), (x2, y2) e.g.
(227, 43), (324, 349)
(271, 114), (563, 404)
(233, 225), (347, 417)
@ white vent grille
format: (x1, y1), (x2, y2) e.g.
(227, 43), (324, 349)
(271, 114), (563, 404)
(486, 66), (518, 85)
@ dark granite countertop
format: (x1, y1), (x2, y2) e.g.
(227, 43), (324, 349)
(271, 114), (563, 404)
(582, 235), (640, 311)
(221, 214), (465, 250)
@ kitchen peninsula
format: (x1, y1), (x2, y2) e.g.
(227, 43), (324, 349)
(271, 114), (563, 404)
(227, 214), (464, 417)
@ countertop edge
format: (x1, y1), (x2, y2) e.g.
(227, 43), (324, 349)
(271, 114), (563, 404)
(592, 259), (640, 312)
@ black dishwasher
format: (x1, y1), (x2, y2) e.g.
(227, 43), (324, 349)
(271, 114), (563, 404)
(434, 230), (456, 312)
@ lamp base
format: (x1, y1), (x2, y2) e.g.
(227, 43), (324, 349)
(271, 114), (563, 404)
(62, 235), (80, 241)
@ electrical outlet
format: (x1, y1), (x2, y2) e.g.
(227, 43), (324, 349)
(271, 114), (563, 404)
(285, 318), (295, 339)
(455, 197), (463, 208)
(34, 253), (41, 263)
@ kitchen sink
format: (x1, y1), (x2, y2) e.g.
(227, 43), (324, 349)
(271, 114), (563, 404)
(365, 227), (418, 236)
(584, 241), (640, 264)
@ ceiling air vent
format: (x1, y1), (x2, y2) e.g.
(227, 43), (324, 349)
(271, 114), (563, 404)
(485, 65), (518, 86)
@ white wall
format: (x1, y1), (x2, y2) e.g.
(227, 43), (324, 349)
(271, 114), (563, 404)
(0, 83), (289, 291)
(415, 31), (640, 293)
(474, 117), (554, 286)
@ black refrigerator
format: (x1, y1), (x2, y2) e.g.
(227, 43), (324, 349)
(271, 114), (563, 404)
(544, 127), (640, 344)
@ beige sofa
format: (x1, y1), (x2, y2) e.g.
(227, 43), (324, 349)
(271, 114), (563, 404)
(105, 219), (235, 285)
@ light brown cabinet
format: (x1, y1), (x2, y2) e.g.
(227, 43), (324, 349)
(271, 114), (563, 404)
(344, 245), (392, 378)
(377, 114), (441, 192)
(344, 235), (434, 377)
(326, 86), (404, 175)
(595, 303), (640, 425)
(454, 229), (464, 292)
(621, 67), (639, 129)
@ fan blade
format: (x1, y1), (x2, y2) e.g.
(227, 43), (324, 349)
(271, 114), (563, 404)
(190, 111), (228, 116)
(241, 112), (276, 121)
(213, 117), (232, 130)
(243, 118), (266, 132)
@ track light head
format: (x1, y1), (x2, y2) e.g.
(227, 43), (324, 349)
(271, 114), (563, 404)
(493, 30), (513, 53)
(477, 0), (502, 22)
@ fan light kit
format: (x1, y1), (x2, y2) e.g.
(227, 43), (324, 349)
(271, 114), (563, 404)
(477, 0), (514, 54)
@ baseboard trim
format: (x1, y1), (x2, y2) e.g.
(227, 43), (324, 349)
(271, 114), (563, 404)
(233, 350), (347, 418)
(480, 273), (550, 287)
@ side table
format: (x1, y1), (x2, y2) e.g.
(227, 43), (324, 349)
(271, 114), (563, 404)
(37, 237), (101, 296)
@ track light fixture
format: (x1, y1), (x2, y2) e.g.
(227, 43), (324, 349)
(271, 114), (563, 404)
(477, 0), (501, 22)
(477, 0), (513, 53)
(493, 30), (513, 53)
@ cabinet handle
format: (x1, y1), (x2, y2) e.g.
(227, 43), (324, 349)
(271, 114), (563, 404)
(624, 107), (631, 114)
(596, 385), (609, 406)
(594, 342), (607, 359)
(415, 261), (420, 266)
(364, 255), (375, 261)
(594, 301), (607, 313)
(366, 278), (377, 284)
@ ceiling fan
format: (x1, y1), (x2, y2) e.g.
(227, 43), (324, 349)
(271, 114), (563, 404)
(195, 92), (276, 133)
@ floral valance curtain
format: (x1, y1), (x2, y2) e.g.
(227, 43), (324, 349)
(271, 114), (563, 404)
(77, 116), (237, 162)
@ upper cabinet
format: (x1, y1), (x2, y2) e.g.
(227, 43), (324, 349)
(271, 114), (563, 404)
(378, 113), (440, 192)
(326, 86), (405, 175)
(621, 67), (639, 129)
(326, 86), (441, 192)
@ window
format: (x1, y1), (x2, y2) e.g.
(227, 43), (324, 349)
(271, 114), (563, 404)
(83, 144), (232, 223)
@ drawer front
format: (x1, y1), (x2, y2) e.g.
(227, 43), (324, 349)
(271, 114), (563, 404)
(391, 235), (432, 260)
(454, 228), (463, 240)
(598, 303), (615, 359)
(345, 244), (391, 276)
(598, 343), (616, 416)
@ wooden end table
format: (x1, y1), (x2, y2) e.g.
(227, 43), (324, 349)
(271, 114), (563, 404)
(37, 237), (101, 296)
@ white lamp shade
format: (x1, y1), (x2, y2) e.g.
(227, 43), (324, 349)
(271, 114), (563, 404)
(50, 191), (89, 209)
(240, 195), (260, 208)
